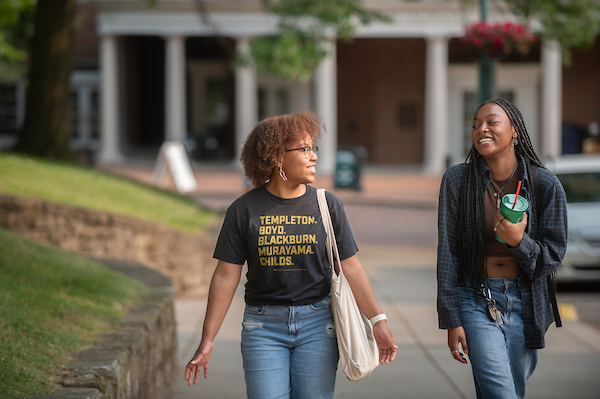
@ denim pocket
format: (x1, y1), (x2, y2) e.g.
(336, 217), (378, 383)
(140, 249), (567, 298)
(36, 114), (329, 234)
(309, 295), (332, 310)
(244, 304), (264, 315)
(242, 305), (265, 331)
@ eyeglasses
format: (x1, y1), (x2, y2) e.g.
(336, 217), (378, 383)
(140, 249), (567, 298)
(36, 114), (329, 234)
(285, 146), (319, 159)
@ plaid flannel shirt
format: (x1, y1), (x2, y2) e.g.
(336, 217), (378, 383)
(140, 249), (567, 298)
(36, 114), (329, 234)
(437, 156), (568, 349)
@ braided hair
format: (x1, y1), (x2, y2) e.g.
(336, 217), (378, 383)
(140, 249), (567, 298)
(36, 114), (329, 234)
(458, 99), (546, 287)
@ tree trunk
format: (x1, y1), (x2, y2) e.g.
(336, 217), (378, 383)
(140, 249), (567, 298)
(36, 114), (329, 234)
(14, 0), (77, 162)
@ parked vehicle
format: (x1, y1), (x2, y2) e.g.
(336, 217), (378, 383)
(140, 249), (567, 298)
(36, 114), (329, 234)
(546, 155), (600, 283)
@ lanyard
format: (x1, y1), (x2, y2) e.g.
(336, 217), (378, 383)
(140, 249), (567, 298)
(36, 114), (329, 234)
(482, 277), (503, 326)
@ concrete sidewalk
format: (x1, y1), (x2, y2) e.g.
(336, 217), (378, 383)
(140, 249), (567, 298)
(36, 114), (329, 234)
(169, 244), (600, 399)
(98, 161), (600, 398)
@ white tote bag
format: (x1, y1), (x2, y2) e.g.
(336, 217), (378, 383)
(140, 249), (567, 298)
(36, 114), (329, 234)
(317, 188), (379, 381)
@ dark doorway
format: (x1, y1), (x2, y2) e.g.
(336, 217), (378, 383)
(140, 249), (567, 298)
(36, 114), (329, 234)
(124, 36), (165, 148)
(137, 36), (165, 146)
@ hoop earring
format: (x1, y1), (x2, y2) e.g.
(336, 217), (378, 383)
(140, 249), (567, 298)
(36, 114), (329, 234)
(279, 165), (288, 181)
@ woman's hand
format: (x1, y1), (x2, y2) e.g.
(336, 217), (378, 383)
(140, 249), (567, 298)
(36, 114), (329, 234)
(448, 326), (468, 364)
(494, 211), (528, 248)
(185, 339), (215, 384)
(373, 321), (398, 364)
(183, 261), (242, 385)
(373, 320), (398, 364)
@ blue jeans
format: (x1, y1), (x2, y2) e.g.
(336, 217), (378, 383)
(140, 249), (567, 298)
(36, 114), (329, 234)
(241, 295), (339, 399)
(459, 278), (538, 399)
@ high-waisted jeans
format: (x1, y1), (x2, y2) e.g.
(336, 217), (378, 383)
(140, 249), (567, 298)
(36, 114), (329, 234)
(460, 278), (538, 399)
(241, 294), (339, 399)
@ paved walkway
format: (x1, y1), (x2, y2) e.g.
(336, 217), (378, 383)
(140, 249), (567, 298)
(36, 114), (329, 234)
(169, 245), (600, 399)
(99, 161), (600, 398)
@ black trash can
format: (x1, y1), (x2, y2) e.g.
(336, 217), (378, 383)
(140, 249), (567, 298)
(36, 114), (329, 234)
(334, 146), (366, 191)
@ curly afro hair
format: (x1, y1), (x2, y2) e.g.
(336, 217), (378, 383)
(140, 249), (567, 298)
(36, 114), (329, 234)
(240, 111), (323, 187)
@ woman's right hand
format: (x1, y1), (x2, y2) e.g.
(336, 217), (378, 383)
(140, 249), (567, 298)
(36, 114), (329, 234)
(185, 339), (215, 384)
(448, 326), (468, 364)
(184, 261), (242, 385)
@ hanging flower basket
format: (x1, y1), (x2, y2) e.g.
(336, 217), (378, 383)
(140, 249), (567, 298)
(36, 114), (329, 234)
(462, 22), (537, 57)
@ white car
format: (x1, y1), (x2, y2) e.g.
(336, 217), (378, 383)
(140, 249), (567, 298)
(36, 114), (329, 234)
(545, 155), (600, 283)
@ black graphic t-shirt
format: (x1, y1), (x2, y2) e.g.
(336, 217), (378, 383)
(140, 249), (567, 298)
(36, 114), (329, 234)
(213, 185), (358, 306)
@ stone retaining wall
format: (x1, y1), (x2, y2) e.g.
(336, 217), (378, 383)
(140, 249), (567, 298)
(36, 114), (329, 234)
(0, 195), (216, 398)
(29, 259), (177, 399)
(0, 194), (218, 297)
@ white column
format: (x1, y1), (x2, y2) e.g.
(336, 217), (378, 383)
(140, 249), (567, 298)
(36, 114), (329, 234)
(234, 37), (258, 164)
(541, 39), (562, 160)
(165, 35), (187, 143)
(98, 34), (123, 163)
(314, 40), (337, 175)
(423, 36), (449, 175)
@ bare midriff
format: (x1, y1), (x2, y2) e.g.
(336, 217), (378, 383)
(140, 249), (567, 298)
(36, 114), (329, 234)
(486, 256), (520, 278)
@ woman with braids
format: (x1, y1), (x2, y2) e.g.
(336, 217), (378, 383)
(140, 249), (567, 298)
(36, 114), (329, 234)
(437, 99), (567, 398)
(185, 111), (397, 398)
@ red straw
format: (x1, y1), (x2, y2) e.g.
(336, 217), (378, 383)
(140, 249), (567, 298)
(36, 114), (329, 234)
(512, 180), (522, 209)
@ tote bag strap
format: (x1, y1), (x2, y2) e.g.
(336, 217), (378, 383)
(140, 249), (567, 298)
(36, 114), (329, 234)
(317, 188), (380, 381)
(317, 188), (342, 276)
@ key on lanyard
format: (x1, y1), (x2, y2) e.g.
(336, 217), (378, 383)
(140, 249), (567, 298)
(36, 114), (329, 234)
(487, 298), (503, 325)
(482, 286), (503, 325)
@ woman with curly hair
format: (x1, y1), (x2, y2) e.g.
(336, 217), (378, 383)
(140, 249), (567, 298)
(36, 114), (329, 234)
(437, 99), (567, 398)
(185, 111), (397, 398)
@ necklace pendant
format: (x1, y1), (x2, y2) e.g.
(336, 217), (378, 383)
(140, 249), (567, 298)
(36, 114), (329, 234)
(497, 197), (501, 209)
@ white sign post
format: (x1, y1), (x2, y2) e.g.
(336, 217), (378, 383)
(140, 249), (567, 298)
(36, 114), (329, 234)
(153, 141), (198, 193)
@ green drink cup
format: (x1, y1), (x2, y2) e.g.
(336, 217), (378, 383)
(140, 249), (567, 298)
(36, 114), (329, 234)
(496, 194), (529, 243)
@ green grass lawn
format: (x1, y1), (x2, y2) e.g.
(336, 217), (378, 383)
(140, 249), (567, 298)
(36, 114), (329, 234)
(0, 152), (218, 398)
(0, 228), (146, 398)
(0, 152), (216, 234)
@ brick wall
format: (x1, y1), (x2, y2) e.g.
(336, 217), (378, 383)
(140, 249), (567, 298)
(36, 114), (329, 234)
(562, 38), (600, 131)
(73, 3), (99, 69)
(337, 38), (427, 165)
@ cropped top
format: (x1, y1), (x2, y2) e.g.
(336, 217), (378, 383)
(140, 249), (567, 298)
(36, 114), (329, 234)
(485, 171), (519, 257)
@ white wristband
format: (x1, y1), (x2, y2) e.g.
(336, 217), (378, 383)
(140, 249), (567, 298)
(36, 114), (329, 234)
(370, 313), (387, 326)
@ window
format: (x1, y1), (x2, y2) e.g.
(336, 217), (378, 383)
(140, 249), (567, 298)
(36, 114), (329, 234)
(258, 86), (291, 120)
(275, 89), (290, 116)
(258, 88), (267, 122)
(558, 172), (600, 203)
(90, 90), (99, 139)
(70, 92), (79, 138)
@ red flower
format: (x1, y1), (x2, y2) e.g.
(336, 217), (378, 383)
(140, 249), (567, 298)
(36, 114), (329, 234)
(462, 21), (536, 57)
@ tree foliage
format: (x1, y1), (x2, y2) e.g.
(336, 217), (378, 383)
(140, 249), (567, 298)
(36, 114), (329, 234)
(0, 0), (36, 83)
(244, 0), (391, 81)
(465, 0), (600, 63)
